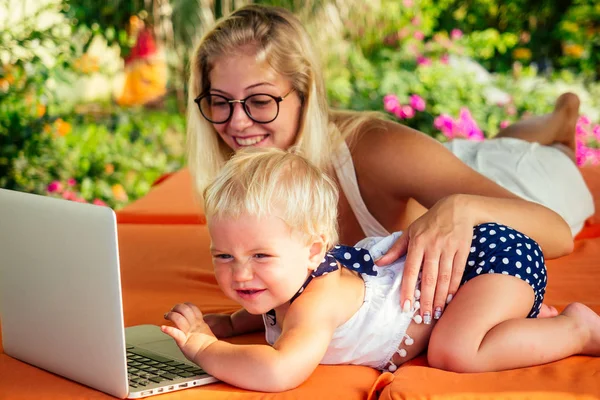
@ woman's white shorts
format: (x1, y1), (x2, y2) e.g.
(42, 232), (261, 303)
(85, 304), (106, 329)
(444, 137), (594, 236)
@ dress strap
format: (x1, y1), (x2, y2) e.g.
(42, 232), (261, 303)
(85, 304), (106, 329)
(266, 245), (378, 324)
(332, 141), (390, 237)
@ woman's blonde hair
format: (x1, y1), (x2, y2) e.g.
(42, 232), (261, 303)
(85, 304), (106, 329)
(187, 4), (387, 197)
(203, 147), (339, 248)
(188, 5), (332, 193)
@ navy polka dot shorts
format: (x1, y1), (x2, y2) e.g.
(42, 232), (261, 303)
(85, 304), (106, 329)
(462, 223), (547, 318)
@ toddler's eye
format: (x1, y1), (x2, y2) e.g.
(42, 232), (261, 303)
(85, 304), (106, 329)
(214, 254), (232, 260)
(254, 253), (270, 259)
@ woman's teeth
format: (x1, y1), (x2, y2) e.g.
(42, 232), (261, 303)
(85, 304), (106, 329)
(235, 135), (266, 146)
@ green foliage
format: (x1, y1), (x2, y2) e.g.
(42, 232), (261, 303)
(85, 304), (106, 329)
(64, 0), (145, 56)
(10, 109), (186, 209)
(4, 0), (600, 208)
(0, 0), (78, 188)
(556, 0), (600, 78)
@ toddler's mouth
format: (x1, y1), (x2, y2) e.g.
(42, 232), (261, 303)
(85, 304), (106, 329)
(236, 289), (266, 299)
(237, 289), (265, 295)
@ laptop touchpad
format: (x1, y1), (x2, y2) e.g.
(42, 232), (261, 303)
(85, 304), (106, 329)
(125, 324), (188, 362)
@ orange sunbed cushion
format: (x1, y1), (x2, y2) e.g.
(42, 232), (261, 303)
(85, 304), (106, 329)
(580, 165), (600, 227)
(378, 235), (600, 400)
(0, 224), (379, 399)
(117, 164), (600, 229)
(116, 169), (205, 224)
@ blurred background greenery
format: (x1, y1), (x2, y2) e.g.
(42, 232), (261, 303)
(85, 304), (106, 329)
(1, 0), (600, 209)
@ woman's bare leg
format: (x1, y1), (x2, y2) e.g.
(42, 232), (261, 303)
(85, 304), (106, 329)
(428, 274), (600, 372)
(494, 92), (580, 162)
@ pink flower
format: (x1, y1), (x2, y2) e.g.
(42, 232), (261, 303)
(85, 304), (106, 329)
(576, 123), (588, 138)
(505, 104), (517, 116)
(500, 120), (511, 129)
(403, 0), (413, 6)
(73, 197), (87, 203)
(451, 29), (463, 40)
(440, 54), (450, 64)
(416, 56), (432, 66)
(398, 27), (410, 39)
(383, 94), (401, 114)
(435, 109), (484, 140)
(62, 190), (76, 200)
(413, 31), (425, 41)
(93, 199), (108, 207)
(411, 17), (421, 26)
(47, 181), (63, 194)
(434, 114), (455, 137)
(458, 108), (484, 141)
(578, 115), (591, 126)
(67, 178), (76, 186)
(409, 94), (426, 112)
(593, 125), (600, 140)
(399, 105), (415, 119)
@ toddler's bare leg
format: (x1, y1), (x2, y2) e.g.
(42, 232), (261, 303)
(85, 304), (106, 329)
(494, 92), (580, 162)
(537, 303), (558, 318)
(428, 274), (600, 372)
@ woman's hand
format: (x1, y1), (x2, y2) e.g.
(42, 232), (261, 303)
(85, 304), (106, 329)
(162, 302), (218, 362)
(375, 194), (473, 324)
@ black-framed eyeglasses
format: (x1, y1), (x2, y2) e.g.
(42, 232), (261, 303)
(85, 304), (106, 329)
(194, 88), (295, 124)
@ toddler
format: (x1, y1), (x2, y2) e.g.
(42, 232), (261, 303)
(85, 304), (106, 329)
(162, 147), (600, 392)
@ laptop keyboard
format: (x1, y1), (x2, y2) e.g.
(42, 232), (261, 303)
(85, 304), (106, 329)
(126, 346), (206, 388)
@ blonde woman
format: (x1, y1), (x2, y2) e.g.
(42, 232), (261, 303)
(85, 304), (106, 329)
(186, 5), (590, 324)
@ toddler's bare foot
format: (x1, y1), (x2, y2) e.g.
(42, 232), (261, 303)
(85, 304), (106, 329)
(537, 303), (559, 318)
(562, 302), (600, 356)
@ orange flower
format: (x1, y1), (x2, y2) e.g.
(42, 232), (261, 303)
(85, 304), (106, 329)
(104, 163), (115, 175)
(73, 54), (100, 74)
(111, 184), (129, 202)
(43, 124), (52, 134)
(512, 48), (532, 61)
(36, 104), (46, 118)
(563, 43), (585, 58)
(54, 118), (72, 136)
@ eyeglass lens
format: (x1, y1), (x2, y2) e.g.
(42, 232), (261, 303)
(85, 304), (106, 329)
(198, 94), (279, 123)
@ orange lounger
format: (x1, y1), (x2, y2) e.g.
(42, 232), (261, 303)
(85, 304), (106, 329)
(1, 165), (600, 399)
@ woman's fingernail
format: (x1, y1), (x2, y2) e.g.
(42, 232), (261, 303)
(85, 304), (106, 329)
(403, 299), (411, 312)
(446, 294), (453, 304)
(434, 307), (442, 320)
(423, 312), (432, 325)
(163, 312), (169, 319)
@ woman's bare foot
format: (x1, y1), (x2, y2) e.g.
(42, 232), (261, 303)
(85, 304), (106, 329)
(561, 302), (600, 356)
(494, 92), (580, 159)
(538, 303), (559, 318)
(551, 92), (580, 153)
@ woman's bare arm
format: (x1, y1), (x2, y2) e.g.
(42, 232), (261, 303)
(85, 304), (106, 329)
(351, 120), (573, 323)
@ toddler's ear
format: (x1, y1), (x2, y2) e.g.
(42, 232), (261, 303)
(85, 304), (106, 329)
(307, 235), (327, 271)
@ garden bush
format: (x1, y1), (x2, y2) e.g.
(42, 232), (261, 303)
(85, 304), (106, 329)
(3, 0), (600, 210)
(11, 109), (185, 209)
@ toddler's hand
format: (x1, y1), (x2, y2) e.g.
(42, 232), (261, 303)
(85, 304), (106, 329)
(202, 313), (235, 338)
(162, 302), (218, 362)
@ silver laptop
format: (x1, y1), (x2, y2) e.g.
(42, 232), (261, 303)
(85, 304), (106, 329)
(0, 188), (218, 398)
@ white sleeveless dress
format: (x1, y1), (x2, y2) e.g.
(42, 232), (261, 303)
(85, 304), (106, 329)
(332, 139), (594, 237)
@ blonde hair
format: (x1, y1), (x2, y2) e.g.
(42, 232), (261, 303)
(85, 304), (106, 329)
(188, 5), (332, 193)
(187, 5), (389, 199)
(203, 147), (339, 248)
